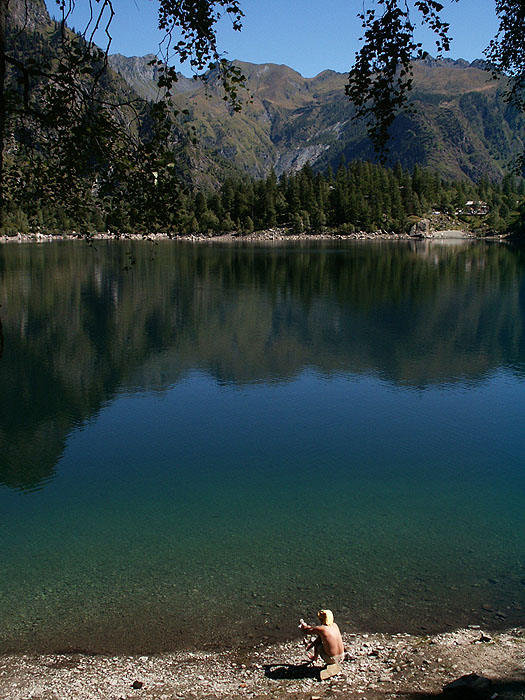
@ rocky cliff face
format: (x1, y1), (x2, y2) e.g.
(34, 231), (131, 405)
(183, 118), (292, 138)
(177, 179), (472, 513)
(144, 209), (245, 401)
(8, 0), (50, 30)
(107, 54), (163, 103)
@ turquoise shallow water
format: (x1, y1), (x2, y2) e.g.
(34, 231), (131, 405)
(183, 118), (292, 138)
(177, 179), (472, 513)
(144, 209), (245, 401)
(0, 240), (524, 652)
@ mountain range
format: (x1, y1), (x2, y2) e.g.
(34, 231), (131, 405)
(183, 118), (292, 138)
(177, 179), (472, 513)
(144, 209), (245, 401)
(107, 53), (525, 183)
(10, 0), (525, 184)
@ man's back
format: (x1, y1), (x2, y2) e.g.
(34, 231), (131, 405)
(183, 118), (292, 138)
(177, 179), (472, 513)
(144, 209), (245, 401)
(316, 622), (344, 657)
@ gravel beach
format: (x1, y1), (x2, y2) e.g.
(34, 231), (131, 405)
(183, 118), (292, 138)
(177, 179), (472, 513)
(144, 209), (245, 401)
(1, 627), (524, 700)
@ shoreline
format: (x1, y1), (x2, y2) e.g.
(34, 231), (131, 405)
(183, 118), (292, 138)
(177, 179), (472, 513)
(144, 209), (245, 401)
(0, 226), (509, 245)
(1, 627), (523, 700)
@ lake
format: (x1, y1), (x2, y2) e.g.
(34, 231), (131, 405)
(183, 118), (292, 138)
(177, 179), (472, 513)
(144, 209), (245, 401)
(0, 239), (524, 653)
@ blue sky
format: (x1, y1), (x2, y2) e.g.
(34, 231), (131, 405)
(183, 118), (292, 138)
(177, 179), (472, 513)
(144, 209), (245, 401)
(45, 0), (499, 78)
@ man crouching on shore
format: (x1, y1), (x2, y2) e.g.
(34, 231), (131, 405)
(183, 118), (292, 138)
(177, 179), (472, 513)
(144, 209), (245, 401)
(300, 609), (345, 679)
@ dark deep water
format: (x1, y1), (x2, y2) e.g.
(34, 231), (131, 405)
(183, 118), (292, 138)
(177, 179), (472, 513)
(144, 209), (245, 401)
(0, 239), (524, 653)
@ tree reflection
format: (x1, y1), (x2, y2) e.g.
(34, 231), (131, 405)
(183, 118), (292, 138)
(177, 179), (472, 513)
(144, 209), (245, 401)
(1, 240), (524, 490)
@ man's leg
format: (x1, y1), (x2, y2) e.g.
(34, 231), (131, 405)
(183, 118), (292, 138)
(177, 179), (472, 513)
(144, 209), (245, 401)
(319, 648), (343, 680)
(320, 663), (342, 680)
(307, 638), (323, 662)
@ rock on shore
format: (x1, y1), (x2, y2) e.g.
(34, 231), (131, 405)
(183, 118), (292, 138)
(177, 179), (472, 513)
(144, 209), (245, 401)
(0, 228), (412, 244)
(1, 628), (524, 700)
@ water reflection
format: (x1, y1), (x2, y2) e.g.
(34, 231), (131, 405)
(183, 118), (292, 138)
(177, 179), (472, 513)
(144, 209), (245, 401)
(1, 239), (524, 491)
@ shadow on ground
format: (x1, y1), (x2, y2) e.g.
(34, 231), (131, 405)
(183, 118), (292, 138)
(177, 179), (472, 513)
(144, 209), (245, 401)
(407, 679), (525, 700)
(264, 663), (321, 681)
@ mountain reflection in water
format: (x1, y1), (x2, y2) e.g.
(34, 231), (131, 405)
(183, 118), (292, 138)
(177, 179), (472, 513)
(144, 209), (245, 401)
(1, 239), (524, 491)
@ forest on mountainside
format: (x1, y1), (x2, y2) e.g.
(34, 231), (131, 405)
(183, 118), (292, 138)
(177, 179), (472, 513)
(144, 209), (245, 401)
(3, 158), (524, 237)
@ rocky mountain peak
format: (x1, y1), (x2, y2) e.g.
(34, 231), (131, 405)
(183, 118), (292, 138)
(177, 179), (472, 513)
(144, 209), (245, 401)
(108, 53), (199, 100)
(108, 53), (159, 82)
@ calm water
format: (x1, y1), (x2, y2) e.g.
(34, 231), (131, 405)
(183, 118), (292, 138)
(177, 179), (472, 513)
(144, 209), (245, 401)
(0, 239), (524, 653)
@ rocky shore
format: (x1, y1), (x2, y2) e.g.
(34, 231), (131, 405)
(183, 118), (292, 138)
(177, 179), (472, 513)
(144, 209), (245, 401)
(0, 225), (485, 245)
(1, 627), (524, 700)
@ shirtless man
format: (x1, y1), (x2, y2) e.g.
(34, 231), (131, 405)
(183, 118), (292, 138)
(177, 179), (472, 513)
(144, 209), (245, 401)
(300, 609), (344, 679)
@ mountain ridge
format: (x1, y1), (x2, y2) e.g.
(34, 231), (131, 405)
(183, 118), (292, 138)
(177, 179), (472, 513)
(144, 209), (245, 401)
(108, 53), (525, 182)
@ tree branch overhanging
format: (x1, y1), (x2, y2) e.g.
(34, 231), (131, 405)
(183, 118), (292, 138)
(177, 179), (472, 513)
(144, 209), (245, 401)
(346, 0), (456, 160)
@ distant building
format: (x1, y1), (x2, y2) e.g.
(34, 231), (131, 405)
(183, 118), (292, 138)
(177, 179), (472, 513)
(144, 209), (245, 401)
(461, 200), (490, 215)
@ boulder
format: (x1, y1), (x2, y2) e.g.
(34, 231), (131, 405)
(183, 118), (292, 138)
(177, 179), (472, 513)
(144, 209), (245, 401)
(443, 673), (492, 699)
(409, 219), (430, 237)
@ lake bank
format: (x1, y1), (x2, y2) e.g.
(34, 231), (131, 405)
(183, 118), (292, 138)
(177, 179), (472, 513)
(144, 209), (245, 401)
(1, 627), (523, 700)
(1, 226), (501, 245)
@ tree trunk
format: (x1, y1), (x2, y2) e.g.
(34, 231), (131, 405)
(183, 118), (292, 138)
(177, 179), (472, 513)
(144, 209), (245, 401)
(0, 0), (8, 229)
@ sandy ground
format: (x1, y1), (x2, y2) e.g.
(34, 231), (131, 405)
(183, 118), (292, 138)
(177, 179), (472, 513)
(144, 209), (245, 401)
(1, 627), (524, 700)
